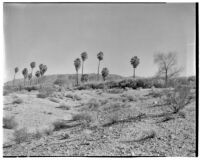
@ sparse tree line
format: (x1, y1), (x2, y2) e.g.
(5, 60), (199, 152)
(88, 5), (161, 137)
(12, 51), (182, 87)
(13, 62), (47, 87)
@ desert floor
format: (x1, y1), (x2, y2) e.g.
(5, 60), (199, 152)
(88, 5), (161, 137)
(3, 88), (196, 156)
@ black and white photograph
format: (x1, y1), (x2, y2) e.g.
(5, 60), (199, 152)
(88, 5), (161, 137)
(2, 2), (197, 157)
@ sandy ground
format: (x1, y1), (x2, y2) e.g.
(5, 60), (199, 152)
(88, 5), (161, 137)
(3, 88), (196, 157)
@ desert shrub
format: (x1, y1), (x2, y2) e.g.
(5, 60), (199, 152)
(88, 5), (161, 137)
(99, 99), (108, 105)
(31, 130), (42, 139)
(72, 113), (93, 123)
(152, 79), (165, 88)
(126, 95), (137, 102)
(103, 102), (124, 112)
(37, 93), (47, 98)
(56, 103), (71, 110)
(24, 86), (39, 92)
(52, 120), (69, 131)
(3, 116), (18, 129)
(65, 93), (74, 99)
(3, 86), (19, 96)
(136, 79), (153, 88)
(87, 98), (99, 109)
(13, 128), (30, 144)
(37, 86), (56, 98)
(74, 94), (81, 101)
(54, 78), (68, 86)
(81, 74), (89, 83)
(43, 127), (53, 136)
(164, 85), (191, 113)
(12, 98), (23, 104)
(107, 88), (124, 94)
(49, 97), (60, 103)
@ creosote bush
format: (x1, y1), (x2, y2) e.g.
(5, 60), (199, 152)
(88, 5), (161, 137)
(164, 85), (191, 113)
(3, 116), (18, 129)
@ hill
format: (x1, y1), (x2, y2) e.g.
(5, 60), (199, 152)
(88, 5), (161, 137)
(4, 73), (126, 87)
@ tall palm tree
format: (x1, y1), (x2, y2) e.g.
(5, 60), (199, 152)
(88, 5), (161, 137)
(30, 62), (36, 85)
(81, 52), (88, 76)
(130, 56), (140, 78)
(74, 58), (81, 86)
(22, 68), (28, 86)
(13, 67), (19, 86)
(28, 73), (32, 86)
(38, 64), (47, 84)
(35, 71), (40, 84)
(101, 67), (109, 81)
(97, 51), (103, 81)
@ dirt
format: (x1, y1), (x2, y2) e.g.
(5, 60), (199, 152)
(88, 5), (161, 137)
(3, 88), (196, 157)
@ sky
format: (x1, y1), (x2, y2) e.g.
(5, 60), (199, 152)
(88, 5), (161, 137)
(4, 3), (196, 82)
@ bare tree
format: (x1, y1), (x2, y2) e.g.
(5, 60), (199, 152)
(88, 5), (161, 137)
(154, 52), (182, 86)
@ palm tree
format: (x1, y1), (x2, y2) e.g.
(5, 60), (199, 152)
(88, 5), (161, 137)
(101, 67), (109, 81)
(81, 52), (88, 76)
(39, 64), (47, 83)
(97, 51), (103, 81)
(22, 68), (28, 86)
(28, 73), (32, 86)
(130, 56), (140, 78)
(13, 67), (19, 86)
(74, 58), (81, 86)
(35, 71), (40, 84)
(30, 62), (36, 85)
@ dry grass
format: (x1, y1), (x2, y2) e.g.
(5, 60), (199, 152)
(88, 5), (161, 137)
(49, 97), (60, 103)
(12, 98), (23, 104)
(87, 98), (99, 109)
(3, 116), (18, 129)
(13, 128), (30, 144)
(107, 88), (124, 94)
(72, 113), (93, 123)
(56, 103), (71, 110)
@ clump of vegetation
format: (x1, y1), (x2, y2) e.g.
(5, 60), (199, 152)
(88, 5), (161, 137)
(13, 128), (30, 144)
(164, 85), (192, 114)
(72, 113), (93, 123)
(12, 98), (23, 104)
(101, 67), (109, 81)
(3, 116), (18, 129)
(37, 86), (55, 98)
(107, 88), (124, 94)
(43, 127), (54, 136)
(87, 98), (99, 109)
(52, 120), (69, 131)
(56, 103), (71, 110)
(31, 130), (43, 140)
(49, 97), (60, 103)
(65, 93), (81, 101)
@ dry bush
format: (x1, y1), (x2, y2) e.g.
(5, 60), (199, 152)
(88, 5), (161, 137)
(37, 93), (47, 98)
(103, 113), (120, 127)
(164, 85), (191, 113)
(49, 97), (60, 103)
(65, 93), (74, 99)
(56, 103), (71, 110)
(72, 113), (93, 123)
(99, 99), (108, 105)
(52, 120), (69, 131)
(74, 94), (81, 101)
(103, 102), (124, 112)
(31, 130), (43, 140)
(3, 116), (18, 129)
(12, 98), (23, 104)
(37, 86), (56, 98)
(13, 128), (30, 144)
(43, 127), (54, 136)
(107, 88), (124, 94)
(87, 98), (99, 109)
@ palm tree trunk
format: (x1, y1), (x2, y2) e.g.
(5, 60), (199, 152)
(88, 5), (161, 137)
(82, 61), (84, 76)
(133, 68), (135, 78)
(13, 74), (16, 87)
(76, 71), (79, 86)
(24, 78), (25, 87)
(165, 70), (168, 87)
(97, 60), (100, 81)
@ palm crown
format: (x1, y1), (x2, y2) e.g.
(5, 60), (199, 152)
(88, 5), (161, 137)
(74, 58), (81, 71)
(15, 67), (19, 73)
(30, 62), (36, 69)
(22, 68), (28, 79)
(97, 51), (103, 61)
(81, 52), (88, 61)
(130, 56), (140, 68)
